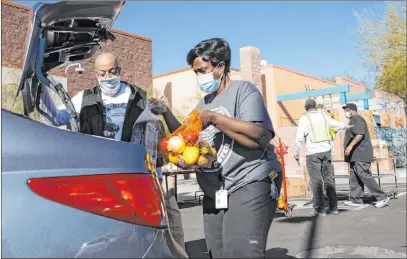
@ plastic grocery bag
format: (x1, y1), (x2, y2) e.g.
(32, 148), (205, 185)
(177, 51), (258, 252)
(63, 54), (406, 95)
(131, 101), (166, 169)
(159, 110), (216, 170)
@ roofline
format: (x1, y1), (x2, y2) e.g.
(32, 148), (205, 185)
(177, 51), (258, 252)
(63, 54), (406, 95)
(263, 64), (339, 85)
(153, 67), (192, 79)
(335, 76), (364, 86)
(1, 1), (152, 42)
(110, 29), (152, 42)
(1, 0), (30, 11)
(2, 61), (66, 77)
(374, 89), (406, 103)
(153, 67), (241, 79)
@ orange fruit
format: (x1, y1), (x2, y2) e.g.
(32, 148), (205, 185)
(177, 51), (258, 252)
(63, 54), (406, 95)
(168, 153), (180, 165)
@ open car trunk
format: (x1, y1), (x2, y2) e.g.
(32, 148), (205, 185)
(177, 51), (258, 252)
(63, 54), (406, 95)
(19, 1), (125, 131)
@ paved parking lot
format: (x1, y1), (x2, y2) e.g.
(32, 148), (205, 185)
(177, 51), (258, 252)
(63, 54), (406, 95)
(179, 177), (406, 258)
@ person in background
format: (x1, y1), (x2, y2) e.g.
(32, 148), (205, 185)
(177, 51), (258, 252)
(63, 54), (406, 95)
(342, 103), (390, 208)
(153, 38), (282, 258)
(39, 52), (185, 249)
(293, 99), (351, 216)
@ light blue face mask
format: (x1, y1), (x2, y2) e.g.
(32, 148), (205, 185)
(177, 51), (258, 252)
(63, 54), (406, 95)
(196, 63), (224, 93)
(98, 75), (121, 96)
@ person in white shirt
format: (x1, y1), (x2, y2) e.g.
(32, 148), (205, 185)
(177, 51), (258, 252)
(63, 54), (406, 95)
(293, 99), (351, 216)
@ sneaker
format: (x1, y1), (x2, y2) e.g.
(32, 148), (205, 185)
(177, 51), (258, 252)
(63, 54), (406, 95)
(344, 201), (363, 207)
(311, 210), (326, 217)
(326, 209), (339, 215)
(375, 197), (390, 208)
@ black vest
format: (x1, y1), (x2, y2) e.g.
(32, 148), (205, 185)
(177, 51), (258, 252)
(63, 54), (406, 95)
(79, 82), (147, 142)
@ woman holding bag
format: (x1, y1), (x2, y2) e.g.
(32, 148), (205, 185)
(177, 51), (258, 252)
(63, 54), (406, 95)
(152, 38), (282, 258)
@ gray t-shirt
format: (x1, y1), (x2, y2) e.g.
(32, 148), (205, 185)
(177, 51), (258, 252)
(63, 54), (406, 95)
(194, 80), (282, 198)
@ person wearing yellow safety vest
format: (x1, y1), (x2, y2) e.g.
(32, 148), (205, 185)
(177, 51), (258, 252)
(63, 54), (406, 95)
(293, 99), (352, 216)
(315, 96), (337, 155)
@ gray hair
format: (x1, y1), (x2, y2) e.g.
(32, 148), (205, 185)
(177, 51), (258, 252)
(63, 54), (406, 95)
(304, 99), (316, 111)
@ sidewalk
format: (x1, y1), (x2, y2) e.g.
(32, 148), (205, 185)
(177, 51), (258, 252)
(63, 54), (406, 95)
(181, 182), (407, 258)
(175, 168), (407, 205)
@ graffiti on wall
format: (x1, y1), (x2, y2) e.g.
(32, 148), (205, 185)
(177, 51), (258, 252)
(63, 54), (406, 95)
(375, 127), (407, 167)
(368, 99), (404, 115)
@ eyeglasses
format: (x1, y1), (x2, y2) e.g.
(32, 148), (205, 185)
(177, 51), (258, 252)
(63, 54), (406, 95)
(96, 67), (121, 78)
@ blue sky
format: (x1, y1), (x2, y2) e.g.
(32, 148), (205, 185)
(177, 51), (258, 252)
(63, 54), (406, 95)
(18, 1), (383, 81)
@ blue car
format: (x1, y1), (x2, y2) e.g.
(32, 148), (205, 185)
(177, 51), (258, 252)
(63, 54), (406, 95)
(1, 1), (188, 258)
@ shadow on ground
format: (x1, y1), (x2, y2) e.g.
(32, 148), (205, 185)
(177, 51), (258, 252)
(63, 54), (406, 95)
(185, 239), (208, 259)
(276, 208), (353, 224)
(178, 189), (391, 210)
(178, 202), (203, 209)
(177, 192), (204, 209)
(265, 247), (296, 258)
(185, 239), (296, 259)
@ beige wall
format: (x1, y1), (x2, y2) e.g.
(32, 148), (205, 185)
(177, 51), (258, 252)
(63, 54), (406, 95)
(260, 66), (278, 126)
(229, 71), (243, 81)
(153, 68), (241, 117)
(153, 68), (203, 117)
(265, 65), (340, 128)
(274, 127), (305, 176)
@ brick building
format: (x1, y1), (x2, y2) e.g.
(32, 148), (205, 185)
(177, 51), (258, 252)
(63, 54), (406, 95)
(1, 1), (153, 96)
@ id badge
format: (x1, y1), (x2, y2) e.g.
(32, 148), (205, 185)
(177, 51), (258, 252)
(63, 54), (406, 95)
(270, 181), (279, 200)
(215, 190), (228, 209)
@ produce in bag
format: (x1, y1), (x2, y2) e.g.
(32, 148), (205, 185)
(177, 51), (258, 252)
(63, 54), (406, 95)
(131, 100), (167, 171)
(160, 110), (217, 169)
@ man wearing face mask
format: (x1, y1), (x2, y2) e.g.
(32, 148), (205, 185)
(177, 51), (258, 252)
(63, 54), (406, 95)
(342, 103), (390, 208)
(40, 52), (146, 141)
(39, 52), (186, 249)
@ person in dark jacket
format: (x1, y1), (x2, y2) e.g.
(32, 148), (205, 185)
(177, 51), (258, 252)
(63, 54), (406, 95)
(41, 53), (146, 141)
(343, 103), (390, 208)
(39, 52), (185, 249)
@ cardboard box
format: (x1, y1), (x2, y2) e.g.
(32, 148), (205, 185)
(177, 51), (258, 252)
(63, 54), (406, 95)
(372, 139), (389, 159)
(380, 113), (391, 127)
(371, 139), (388, 148)
(395, 117), (404, 128)
(333, 130), (345, 161)
(362, 110), (375, 138)
(373, 147), (389, 159)
(371, 158), (394, 173)
(285, 176), (308, 197)
(286, 184), (307, 198)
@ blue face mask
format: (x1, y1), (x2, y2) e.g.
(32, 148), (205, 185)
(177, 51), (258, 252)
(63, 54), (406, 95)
(196, 64), (224, 93)
(98, 75), (121, 96)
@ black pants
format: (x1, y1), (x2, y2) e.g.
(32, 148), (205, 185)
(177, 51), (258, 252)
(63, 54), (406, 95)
(202, 176), (282, 258)
(306, 151), (337, 212)
(163, 188), (185, 250)
(349, 161), (387, 204)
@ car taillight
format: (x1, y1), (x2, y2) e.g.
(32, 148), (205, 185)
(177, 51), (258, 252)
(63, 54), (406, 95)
(27, 173), (166, 228)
